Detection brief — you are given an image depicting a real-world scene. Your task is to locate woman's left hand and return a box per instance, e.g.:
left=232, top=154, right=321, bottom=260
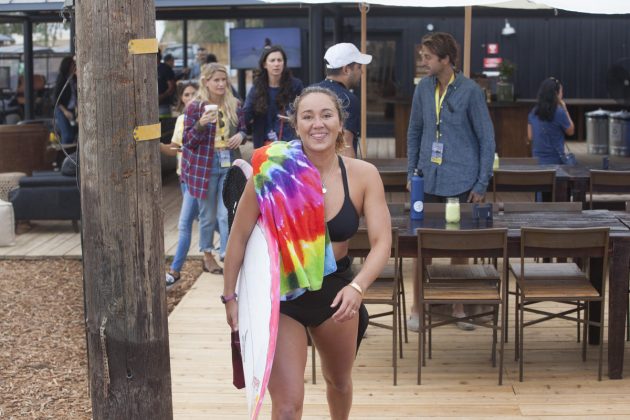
left=227, top=133, right=243, bottom=150
left=330, top=285, right=363, bottom=323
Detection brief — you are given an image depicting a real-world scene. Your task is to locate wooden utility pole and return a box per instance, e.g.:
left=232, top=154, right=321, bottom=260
left=75, top=1, right=172, bottom=418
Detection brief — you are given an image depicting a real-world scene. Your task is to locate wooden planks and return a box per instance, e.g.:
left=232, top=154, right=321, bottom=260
left=169, top=264, right=630, bottom=419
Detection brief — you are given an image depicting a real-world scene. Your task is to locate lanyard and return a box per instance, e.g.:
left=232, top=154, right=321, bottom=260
left=434, top=73, right=455, bottom=140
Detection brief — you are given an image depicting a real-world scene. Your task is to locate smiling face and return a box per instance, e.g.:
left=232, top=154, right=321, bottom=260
left=205, top=70, right=227, bottom=98
left=263, top=51, right=285, bottom=78
left=295, top=92, right=343, bottom=153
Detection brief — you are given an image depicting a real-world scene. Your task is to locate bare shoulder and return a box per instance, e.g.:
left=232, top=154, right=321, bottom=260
left=341, top=156, right=380, bottom=181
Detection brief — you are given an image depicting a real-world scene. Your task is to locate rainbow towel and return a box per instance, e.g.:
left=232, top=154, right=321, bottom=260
left=252, top=140, right=336, bottom=299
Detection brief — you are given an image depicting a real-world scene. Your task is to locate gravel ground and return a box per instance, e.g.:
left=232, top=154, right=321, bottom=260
left=0, top=258, right=202, bottom=419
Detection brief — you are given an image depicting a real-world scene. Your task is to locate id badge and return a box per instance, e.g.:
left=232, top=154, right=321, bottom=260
left=430, top=141, right=444, bottom=165
left=218, top=149, right=231, bottom=168
left=267, top=130, right=278, bottom=142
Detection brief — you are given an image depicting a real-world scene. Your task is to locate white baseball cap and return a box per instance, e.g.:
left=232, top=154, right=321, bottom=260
left=324, top=43, right=372, bottom=69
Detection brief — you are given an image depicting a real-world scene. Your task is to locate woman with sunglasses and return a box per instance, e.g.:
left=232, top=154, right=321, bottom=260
left=528, top=77, right=575, bottom=165
left=181, top=63, right=246, bottom=274
left=243, top=45, right=303, bottom=148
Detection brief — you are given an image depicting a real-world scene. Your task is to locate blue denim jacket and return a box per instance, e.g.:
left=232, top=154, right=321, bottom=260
left=407, top=72, right=495, bottom=196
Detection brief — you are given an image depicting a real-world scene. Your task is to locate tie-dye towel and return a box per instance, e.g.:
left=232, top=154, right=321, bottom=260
left=252, top=140, right=336, bottom=299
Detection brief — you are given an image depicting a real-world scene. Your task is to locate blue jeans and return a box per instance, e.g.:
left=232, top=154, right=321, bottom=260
left=170, top=182, right=199, bottom=273
left=54, top=106, right=77, bottom=145
left=196, top=154, right=229, bottom=257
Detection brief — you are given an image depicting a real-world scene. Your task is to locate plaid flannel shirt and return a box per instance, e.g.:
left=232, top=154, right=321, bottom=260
left=181, top=100, right=246, bottom=199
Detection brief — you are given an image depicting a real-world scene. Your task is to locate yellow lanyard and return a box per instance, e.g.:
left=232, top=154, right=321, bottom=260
left=434, top=73, right=455, bottom=139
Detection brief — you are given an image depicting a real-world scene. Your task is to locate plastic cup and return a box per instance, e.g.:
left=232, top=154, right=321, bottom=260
left=204, top=104, right=218, bottom=113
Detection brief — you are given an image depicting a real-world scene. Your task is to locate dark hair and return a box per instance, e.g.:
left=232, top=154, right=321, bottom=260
left=206, top=53, right=217, bottom=64
left=325, top=62, right=358, bottom=77
left=163, top=53, right=174, bottom=62
left=421, top=32, right=460, bottom=70
left=58, top=56, right=75, bottom=79
left=289, top=86, right=348, bottom=152
left=534, top=77, right=561, bottom=122
left=252, top=45, right=296, bottom=116
left=175, top=80, right=199, bottom=113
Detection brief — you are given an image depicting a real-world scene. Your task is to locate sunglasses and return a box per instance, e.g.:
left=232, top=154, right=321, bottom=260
left=218, top=110, right=225, bottom=129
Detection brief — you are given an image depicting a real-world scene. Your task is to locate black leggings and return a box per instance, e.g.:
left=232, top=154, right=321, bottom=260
left=280, top=256, right=369, bottom=351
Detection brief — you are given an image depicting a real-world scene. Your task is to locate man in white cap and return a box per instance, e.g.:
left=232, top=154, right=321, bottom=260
left=313, top=43, right=372, bottom=158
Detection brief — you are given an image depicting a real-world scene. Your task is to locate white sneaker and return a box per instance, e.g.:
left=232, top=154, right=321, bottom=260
left=456, top=321, right=476, bottom=331
left=407, top=314, right=419, bottom=332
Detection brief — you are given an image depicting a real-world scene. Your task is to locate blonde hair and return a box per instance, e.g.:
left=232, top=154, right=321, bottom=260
left=289, top=86, right=348, bottom=152
left=196, top=63, right=239, bottom=127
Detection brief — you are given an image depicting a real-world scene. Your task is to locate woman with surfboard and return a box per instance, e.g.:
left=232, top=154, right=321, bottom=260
left=223, top=86, right=392, bottom=419
left=181, top=63, right=246, bottom=275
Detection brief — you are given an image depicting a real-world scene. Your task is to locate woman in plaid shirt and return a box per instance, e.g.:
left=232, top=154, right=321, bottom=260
left=181, top=63, right=247, bottom=274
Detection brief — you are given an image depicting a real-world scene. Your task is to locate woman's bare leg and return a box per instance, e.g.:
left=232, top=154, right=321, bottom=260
left=268, top=314, right=308, bottom=420
left=309, top=314, right=359, bottom=420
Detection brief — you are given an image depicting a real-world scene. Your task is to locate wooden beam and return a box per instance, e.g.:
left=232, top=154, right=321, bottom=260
left=75, top=0, right=172, bottom=418
left=360, top=2, right=367, bottom=159
left=463, top=6, right=472, bottom=78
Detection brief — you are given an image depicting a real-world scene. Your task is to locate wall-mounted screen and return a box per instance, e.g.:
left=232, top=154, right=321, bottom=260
left=229, top=27, right=301, bottom=70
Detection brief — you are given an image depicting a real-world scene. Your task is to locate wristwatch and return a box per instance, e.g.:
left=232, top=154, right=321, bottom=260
left=221, top=293, right=238, bottom=304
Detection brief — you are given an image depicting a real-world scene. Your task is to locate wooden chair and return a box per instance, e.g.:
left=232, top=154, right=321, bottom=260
left=503, top=201, right=583, bottom=342
left=348, top=228, right=404, bottom=385
left=512, top=227, right=609, bottom=381
left=416, top=228, right=508, bottom=385
left=589, top=170, right=630, bottom=210
left=492, top=169, right=556, bottom=202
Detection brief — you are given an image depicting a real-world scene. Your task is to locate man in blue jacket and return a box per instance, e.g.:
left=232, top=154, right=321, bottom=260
left=407, top=32, right=495, bottom=331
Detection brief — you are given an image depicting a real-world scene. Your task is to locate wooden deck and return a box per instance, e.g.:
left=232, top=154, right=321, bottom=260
left=169, top=264, right=630, bottom=419
left=4, top=138, right=630, bottom=417
left=0, top=171, right=205, bottom=259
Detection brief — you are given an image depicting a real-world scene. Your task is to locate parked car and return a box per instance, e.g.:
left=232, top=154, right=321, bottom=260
left=162, top=43, right=199, bottom=70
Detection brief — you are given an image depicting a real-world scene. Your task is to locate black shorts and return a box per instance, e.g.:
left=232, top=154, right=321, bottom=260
left=280, top=256, right=369, bottom=350
left=280, top=256, right=354, bottom=327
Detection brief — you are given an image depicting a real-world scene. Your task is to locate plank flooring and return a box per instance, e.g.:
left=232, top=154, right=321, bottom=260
left=169, top=262, right=630, bottom=419
left=4, top=137, right=630, bottom=417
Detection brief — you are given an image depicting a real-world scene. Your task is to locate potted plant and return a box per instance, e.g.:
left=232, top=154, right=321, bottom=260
left=497, top=59, right=516, bottom=102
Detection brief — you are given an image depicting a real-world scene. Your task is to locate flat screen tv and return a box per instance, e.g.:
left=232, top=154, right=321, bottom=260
left=229, top=27, right=301, bottom=70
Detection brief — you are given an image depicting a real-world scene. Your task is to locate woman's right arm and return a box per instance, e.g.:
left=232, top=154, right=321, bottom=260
left=223, top=178, right=261, bottom=330
left=183, top=101, right=212, bottom=149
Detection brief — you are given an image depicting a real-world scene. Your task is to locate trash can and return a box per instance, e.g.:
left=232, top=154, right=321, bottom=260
left=609, top=110, right=630, bottom=156
left=586, top=109, right=611, bottom=154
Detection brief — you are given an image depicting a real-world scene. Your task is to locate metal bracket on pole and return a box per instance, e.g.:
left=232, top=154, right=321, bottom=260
left=128, top=38, right=158, bottom=55
left=133, top=123, right=161, bottom=142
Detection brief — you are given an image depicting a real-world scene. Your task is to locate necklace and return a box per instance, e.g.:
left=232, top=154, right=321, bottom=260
left=320, top=155, right=338, bottom=194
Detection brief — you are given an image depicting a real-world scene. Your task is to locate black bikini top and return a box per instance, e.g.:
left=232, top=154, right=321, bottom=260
left=326, top=156, right=360, bottom=242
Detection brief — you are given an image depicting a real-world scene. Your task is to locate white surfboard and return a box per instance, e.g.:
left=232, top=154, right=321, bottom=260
left=237, top=222, right=280, bottom=420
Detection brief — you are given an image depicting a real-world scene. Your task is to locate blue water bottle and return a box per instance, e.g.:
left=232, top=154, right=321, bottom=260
left=410, top=169, right=424, bottom=220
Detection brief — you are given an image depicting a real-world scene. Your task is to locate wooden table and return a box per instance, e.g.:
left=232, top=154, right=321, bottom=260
left=368, top=158, right=594, bottom=203
left=385, top=209, right=630, bottom=379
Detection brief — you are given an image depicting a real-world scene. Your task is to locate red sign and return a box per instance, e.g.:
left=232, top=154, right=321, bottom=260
left=483, top=57, right=503, bottom=69
left=487, top=43, right=499, bottom=55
